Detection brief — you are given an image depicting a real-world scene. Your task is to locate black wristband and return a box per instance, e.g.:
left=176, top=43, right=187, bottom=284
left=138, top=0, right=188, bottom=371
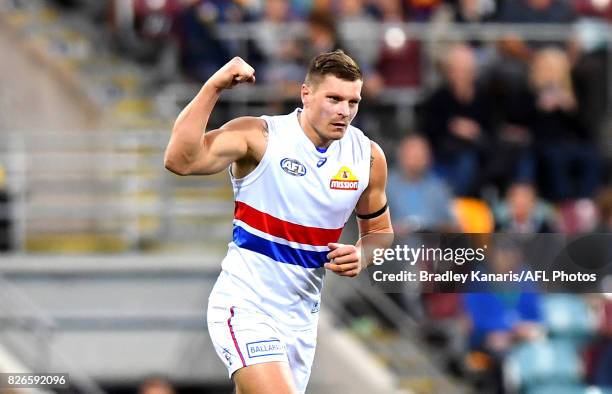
left=356, top=202, right=388, bottom=220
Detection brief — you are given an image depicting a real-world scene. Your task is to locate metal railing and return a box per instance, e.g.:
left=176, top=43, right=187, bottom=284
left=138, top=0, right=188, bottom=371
left=0, top=274, right=106, bottom=394
left=0, top=131, right=233, bottom=253
left=151, top=21, right=612, bottom=135
left=323, top=273, right=469, bottom=394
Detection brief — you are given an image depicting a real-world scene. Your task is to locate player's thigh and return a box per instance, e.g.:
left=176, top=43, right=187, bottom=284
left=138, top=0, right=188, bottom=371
left=234, top=361, right=297, bottom=394
left=285, top=327, right=317, bottom=393
left=207, top=304, right=297, bottom=391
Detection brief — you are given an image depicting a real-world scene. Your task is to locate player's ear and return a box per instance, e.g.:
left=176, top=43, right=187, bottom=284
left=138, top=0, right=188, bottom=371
left=301, top=83, right=311, bottom=106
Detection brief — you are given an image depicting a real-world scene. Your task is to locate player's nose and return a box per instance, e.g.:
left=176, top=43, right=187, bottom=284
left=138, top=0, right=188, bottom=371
left=337, top=101, right=349, bottom=117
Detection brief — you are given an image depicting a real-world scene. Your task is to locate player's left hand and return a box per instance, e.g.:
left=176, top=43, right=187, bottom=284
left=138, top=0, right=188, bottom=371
left=324, top=243, right=362, bottom=277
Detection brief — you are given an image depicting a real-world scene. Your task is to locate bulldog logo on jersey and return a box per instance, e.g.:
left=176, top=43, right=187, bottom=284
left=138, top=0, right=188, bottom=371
left=330, top=166, right=359, bottom=190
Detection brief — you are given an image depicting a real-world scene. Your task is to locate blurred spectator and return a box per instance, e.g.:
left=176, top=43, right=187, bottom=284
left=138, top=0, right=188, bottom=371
left=0, top=166, right=11, bottom=252
left=594, top=187, right=612, bottom=232
left=497, top=0, right=575, bottom=24
left=496, top=0, right=575, bottom=58
left=585, top=295, right=612, bottom=387
left=256, top=9, right=342, bottom=98
left=303, top=9, right=341, bottom=59
left=405, top=0, right=443, bottom=21
left=421, top=43, right=493, bottom=196
left=485, top=25, right=538, bottom=190
left=254, top=0, right=296, bottom=57
left=337, top=0, right=380, bottom=72
left=575, top=0, right=612, bottom=20
left=431, top=0, right=498, bottom=71
left=557, top=198, right=598, bottom=233
left=387, top=134, right=456, bottom=234
left=370, top=0, right=422, bottom=89
left=486, top=97, right=536, bottom=190
left=429, top=0, right=500, bottom=86
left=310, top=0, right=334, bottom=13
left=252, top=0, right=304, bottom=85
left=109, top=0, right=184, bottom=64
left=588, top=191, right=612, bottom=383
left=175, top=1, right=240, bottom=81
left=528, top=48, right=600, bottom=200
left=138, top=376, right=176, bottom=394
left=494, top=182, right=557, bottom=233
left=262, top=9, right=342, bottom=97
left=286, top=0, right=311, bottom=19
left=494, top=0, right=576, bottom=112
left=570, top=19, right=609, bottom=141
left=463, top=241, right=545, bottom=392
left=464, top=242, right=544, bottom=353
left=451, top=0, right=496, bottom=23
left=593, top=296, right=612, bottom=387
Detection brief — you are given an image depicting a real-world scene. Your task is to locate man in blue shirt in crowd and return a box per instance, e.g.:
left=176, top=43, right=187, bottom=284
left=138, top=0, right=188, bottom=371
left=387, top=134, right=456, bottom=234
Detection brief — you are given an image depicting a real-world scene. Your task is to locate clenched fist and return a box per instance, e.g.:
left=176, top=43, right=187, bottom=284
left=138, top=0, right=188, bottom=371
left=324, top=243, right=362, bottom=277
left=209, top=57, right=256, bottom=90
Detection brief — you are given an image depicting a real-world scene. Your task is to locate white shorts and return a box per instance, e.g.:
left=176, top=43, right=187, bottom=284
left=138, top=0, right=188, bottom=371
left=207, top=302, right=317, bottom=394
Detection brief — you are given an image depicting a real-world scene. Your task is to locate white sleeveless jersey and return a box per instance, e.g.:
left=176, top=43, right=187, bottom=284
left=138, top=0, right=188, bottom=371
left=210, top=108, right=371, bottom=328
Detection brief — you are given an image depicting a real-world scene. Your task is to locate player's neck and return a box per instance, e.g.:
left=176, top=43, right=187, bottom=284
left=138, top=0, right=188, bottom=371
left=297, top=110, right=332, bottom=150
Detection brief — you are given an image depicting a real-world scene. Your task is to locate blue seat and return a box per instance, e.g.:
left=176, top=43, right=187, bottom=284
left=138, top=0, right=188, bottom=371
left=541, top=295, right=596, bottom=339
left=504, top=339, right=582, bottom=390
left=527, top=384, right=612, bottom=394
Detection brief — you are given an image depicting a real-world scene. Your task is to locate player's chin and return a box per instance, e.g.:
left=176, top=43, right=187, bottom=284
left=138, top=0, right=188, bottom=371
left=327, top=126, right=347, bottom=139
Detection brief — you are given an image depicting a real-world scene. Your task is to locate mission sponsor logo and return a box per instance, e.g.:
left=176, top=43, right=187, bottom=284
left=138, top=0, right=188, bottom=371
left=280, top=158, right=307, bottom=177
left=330, top=166, right=359, bottom=190
left=246, top=339, right=284, bottom=358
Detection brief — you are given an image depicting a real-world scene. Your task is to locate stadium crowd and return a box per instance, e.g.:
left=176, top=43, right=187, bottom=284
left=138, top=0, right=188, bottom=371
left=75, top=0, right=610, bottom=202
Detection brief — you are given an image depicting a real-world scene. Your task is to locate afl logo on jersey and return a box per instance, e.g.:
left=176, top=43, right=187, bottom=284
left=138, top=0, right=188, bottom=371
left=280, top=158, right=307, bottom=177
left=330, top=166, right=359, bottom=190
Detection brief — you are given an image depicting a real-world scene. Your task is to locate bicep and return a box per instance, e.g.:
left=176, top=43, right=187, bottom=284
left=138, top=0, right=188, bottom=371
left=190, top=117, right=264, bottom=175
left=192, top=128, right=249, bottom=175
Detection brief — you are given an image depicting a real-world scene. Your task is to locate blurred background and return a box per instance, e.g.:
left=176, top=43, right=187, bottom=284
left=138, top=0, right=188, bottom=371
left=0, top=0, right=612, bottom=393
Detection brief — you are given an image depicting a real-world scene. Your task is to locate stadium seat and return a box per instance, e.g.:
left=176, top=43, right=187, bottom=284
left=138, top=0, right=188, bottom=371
left=541, top=294, right=597, bottom=339
left=504, top=339, right=583, bottom=391
left=451, top=198, right=494, bottom=233
left=527, top=384, right=612, bottom=394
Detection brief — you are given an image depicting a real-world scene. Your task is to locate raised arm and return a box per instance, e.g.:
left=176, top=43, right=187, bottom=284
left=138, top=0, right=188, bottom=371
left=164, top=57, right=266, bottom=176
left=325, top=141, right=394, bottom=277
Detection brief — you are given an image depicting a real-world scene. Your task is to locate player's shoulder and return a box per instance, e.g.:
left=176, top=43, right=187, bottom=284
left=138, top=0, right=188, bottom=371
left=346, top=123, right=368, bottom=139
left=346, top=124, right=376, bottom=157
left=220, top=116, right=267, bottom=133
left=347, top=124, right=373, bottom=146
left=258, top=110, right=300, bottom=133
left=370, top=140, right=386, bottom=162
